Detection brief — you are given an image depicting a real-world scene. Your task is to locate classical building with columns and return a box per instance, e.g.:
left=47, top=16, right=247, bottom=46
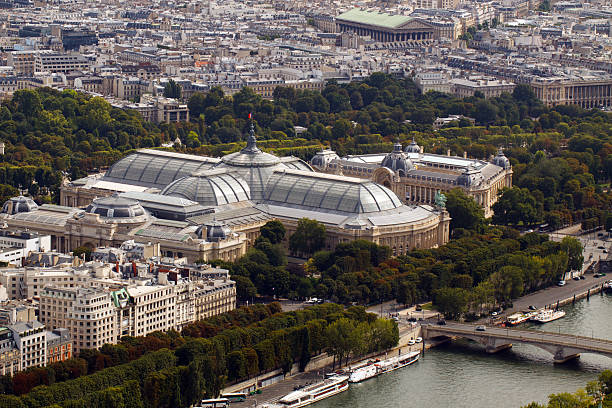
left=335, top=9, right=436, bottom=42
left=1, top=127, right=450, bottom=260
left=311, top=140, right=513, bottom=218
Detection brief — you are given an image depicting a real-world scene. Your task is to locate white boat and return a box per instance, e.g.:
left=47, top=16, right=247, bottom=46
left=506, top=311, right=537, bottom=326
left=262, top=375, right=349, bottom=408
left=348, top=361, right=378, bottom=383
left=530, top=309, right=566, bottom=323
left=374, top=351, right=420, bottom=375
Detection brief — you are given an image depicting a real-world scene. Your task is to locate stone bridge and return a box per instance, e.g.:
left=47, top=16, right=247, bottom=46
left=423, top=323, right=612, bottom=363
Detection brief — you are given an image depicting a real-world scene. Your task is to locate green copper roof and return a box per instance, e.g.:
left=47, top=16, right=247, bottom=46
left=336, top=9, right=414, bottom=29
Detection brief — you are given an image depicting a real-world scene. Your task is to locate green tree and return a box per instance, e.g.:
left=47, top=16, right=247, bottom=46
left=434, top=287, right=469, bottom=319
left=289, top=218, right=326, bottom=257
left=259, top=220, right=286, bottom=244
left=445, top=188, right=485, bottom=232
left=163, top=79, right=182, bottom=99
left=560, top=236, right=584, bottom=272
left=492, top=187, right=541, bottom=226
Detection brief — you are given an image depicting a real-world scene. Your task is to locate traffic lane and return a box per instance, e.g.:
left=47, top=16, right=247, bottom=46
left=511, top=277, right=604, bottom=310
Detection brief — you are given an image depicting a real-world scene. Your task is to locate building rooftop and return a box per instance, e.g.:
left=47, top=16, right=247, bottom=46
left=336, top=9, right=414, bottom=29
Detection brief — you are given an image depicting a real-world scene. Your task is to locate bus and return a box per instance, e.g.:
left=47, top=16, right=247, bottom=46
left=220, top=392, right=248, bottom=402
left=197, top=398, right=230, bottom=408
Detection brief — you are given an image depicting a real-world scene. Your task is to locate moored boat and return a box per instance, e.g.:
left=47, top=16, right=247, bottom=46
left=348, top=361, right=378, bottom=383
left=262, top=375, right=349, bottom=408
left=530, top=309, right=566, bottom=323
left=374, top=351, right=420, bottom=375
left=507, top=311, right=539, bottom=325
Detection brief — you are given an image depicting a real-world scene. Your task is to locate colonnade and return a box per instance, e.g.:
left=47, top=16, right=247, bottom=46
left=337, top=23, right=434, bottom=42
left=405, top=185, right=439, bottom=204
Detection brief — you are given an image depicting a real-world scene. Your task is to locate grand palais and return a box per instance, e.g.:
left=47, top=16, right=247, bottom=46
left=0, top=127, right=514, bottom=262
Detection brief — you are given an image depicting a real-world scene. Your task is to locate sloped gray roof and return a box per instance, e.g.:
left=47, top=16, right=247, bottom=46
left=161, top=169, right=251, bottom=206
left=263, top=169, right=402, bottom=214
left=103, top=149, right=219, bottom=189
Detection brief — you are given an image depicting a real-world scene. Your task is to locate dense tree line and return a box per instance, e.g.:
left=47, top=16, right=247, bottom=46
left=0, top=303, right=398, bottom=407
left=224, top=220, right=581, bottom=321
left=0, top=303, right=282, bottom=397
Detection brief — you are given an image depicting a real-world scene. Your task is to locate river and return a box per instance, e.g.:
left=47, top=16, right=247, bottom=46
left=316, top=293, right=612, bottom=408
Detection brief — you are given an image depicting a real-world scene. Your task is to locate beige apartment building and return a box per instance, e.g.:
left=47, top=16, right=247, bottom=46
left=7, top=51, right=36, bottom=75
left=39, top=287, right=116, bottom=353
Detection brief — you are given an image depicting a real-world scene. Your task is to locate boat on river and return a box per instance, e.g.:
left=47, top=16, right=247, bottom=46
left=506, top=311, right=538, bottom=326
left=373, top=351, right=420, bottom=376
left=603, top=280, right=612, bottom=293
left=530, top=309, right=566, bottom=323
left=262, top=375, right=349, bottom=408
left=348, top=351, right=420, bottom=383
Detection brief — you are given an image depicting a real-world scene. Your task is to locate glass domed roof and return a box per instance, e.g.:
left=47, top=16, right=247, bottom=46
left=264, top=169, right=403, bottom=214
left=215, top=123, right=288, bottom=201
left=2, top=196, right=38, bottom=215
left=161, top=170, right=250, bottom=206
left=85, top=195, right=148, bottom=220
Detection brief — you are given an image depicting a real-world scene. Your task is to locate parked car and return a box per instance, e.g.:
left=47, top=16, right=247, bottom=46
left=557, top=280, right=566, bottom=286
left=415, top=304, right=423, bottom=311
left=579, top=275, right=586, bottom=280
left=573, top=277, right=580, bottom=281
left=476, top=325, right=486, bottom=331
left=528, top=305, right=537, bottom=310
left=408, top=339, right=416, bottom=345
left=416, top=337, right=423, bottom=343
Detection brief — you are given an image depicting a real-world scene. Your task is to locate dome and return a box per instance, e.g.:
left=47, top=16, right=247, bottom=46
left=85, top=195, right=148, bottom=220
left=214, top=123, right=287, bottom=201
left=264, top=169, right=403, bottom=214
left=492, top=148, right=511, bottom=169
left=310, top=149, right=339, bottom=169
left=381, top=141, right=414, bottom=175
left=161, top=170, right=250, bottom=206
left=457, top=165, right=484, bottom=187
left=404, top=137, right=421, bottom=153
left=2, top=196, right=38, bottom=215
left=196, top=221, right=232, bottom=242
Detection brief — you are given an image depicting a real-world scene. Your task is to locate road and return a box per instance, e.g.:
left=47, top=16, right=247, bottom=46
left=508, top=274, right=606, bottom=314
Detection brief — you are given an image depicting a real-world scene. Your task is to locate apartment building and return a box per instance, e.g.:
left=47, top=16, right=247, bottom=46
left=39, top=287, right=116, bottom=353
left=0, top=301, right=37, bottom=325
left=7, top=51, right=36, bottom=75
left=414, top=71, right=452, bottom=94
left=10, top=320, right=46, bottom=370
left=0, top=230, right=51, bottom=267
left=46, top=328, right=72, bottom=364
left=0, top=327, right=20, bottom=375
left=451, top=77, right=516, bottom=98
left=0, top=267, right=82, bottom=300
left=34, top=51, right=90, bottom=74
left=125, top=285, right=175, bottom=337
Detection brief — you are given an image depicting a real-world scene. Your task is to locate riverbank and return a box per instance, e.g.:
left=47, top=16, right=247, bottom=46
left=222, top=323, right=435, bottom=407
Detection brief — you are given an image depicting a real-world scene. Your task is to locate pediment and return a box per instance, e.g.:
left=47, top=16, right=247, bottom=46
left=396, top=19, right=435, bottom=30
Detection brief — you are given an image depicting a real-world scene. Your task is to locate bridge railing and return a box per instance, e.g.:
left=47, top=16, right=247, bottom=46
left=425, top=324, right=612, bottom=349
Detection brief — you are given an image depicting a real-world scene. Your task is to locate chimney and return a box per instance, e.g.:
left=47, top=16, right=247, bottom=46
left=463, top=151, right=467, bottom=158
left=447, top=149, right=451, bottom=156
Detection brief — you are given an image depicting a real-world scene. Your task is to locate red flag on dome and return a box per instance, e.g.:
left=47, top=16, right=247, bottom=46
left=248, top=112, right=252, bottom=119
